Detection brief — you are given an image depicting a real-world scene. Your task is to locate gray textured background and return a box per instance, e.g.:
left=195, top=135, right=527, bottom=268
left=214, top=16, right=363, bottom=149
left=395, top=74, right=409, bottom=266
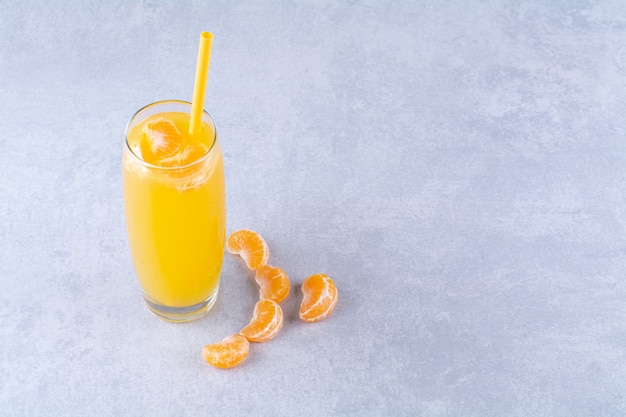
left=1, top=1, right=625, bottom=416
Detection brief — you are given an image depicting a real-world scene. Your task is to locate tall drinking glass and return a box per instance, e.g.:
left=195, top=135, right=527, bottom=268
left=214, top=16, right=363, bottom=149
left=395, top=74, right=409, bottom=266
left=123, top=100, right=226, bottom=322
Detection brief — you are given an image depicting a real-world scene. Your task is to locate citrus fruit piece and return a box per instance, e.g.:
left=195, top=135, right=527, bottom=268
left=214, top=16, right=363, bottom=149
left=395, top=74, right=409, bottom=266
left=141, top=117, right=183, bottom=163
left=158, top=142, right=208, bottom=167
left=226, top=229, right=269, bottom=270
left=299, top=274, right=338, bottom=323
left=202, top=333, right=250, bottom=369
left=240, top=299, right=284, bottom=343
left=255, top=265, right=290, bottom=303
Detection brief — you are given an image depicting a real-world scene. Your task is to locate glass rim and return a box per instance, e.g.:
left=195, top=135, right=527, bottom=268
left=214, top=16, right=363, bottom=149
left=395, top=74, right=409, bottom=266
left=124, top=99, right=217, bottom=171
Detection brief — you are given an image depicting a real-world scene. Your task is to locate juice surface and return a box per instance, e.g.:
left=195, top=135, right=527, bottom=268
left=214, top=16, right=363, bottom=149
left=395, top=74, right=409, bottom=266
left=123, top=111, right=225, bottom=307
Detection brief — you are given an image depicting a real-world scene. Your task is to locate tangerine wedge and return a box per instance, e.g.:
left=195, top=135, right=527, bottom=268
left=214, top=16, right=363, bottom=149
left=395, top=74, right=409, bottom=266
left=226, top=229, right=269, bottom=270
left=255, top=265, right=290, bottom=304
left=140, top=117, right=183, bottom=163
left=202, top=333, right=250, bottom=369
left=240, top=299, right=284, bottom=343
left=299, top=274, right=338, bottom=323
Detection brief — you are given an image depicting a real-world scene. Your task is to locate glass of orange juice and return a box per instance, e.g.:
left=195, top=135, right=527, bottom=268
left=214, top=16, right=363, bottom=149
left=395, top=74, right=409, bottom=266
left=123, top=100, right=226, bottom=322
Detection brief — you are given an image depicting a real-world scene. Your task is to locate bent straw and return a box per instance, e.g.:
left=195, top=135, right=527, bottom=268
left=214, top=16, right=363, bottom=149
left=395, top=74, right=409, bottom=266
left=189, top=32, right=213, bottom=135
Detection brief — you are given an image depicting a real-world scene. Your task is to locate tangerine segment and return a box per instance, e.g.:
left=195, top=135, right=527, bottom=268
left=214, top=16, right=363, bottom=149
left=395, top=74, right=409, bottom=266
left=240, top=299, right=284, bottom=343
left=226, top=229, right=269, bottom=270
left=299, top=274, right=338, bottom=323
left=255, top=265, right=290, bottom=304
left=202, top=334, right=249, bottom=369
left=141, top=117, right=183, bottom=163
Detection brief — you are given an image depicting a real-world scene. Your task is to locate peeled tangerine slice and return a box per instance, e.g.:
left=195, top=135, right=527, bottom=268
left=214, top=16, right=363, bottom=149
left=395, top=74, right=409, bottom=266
left=141, top=118, right=183, bottom=163
left=202, top=334, right=250, bottom=369
left=299, top=274, right=338, bottom=323
left=158, top=142, right=208, bottom=167
left=255, top=265, right=290, bottom=304
left=226, top=229, right=269, bottom=270
left=240, top=299, right=284, bottom=343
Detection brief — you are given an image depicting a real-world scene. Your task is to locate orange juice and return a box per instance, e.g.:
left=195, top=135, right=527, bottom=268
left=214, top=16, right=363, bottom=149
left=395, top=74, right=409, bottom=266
left=123, top=101, right=225, bottom=321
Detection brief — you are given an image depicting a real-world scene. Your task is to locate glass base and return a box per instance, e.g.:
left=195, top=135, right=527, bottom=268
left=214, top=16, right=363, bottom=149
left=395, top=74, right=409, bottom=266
left=143, top=288, right=218, bottom=323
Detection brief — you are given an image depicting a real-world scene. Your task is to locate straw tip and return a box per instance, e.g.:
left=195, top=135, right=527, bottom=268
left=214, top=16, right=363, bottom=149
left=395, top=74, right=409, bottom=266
left=201, top=32, right=213, bottom=40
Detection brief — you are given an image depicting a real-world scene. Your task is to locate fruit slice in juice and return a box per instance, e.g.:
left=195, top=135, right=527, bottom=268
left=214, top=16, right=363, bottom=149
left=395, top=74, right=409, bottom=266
left=143, top=118, right=183, bottom=159
left=129, top=114, right=211, bottom=168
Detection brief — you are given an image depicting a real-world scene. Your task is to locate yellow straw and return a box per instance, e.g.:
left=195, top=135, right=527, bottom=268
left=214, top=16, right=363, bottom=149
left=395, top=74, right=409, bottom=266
left=189, top=32, right=213, bottom=135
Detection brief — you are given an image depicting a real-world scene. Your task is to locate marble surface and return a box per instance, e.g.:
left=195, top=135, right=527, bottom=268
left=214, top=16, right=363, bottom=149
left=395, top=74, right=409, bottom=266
left=1, top=1, right=625, bottom=416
